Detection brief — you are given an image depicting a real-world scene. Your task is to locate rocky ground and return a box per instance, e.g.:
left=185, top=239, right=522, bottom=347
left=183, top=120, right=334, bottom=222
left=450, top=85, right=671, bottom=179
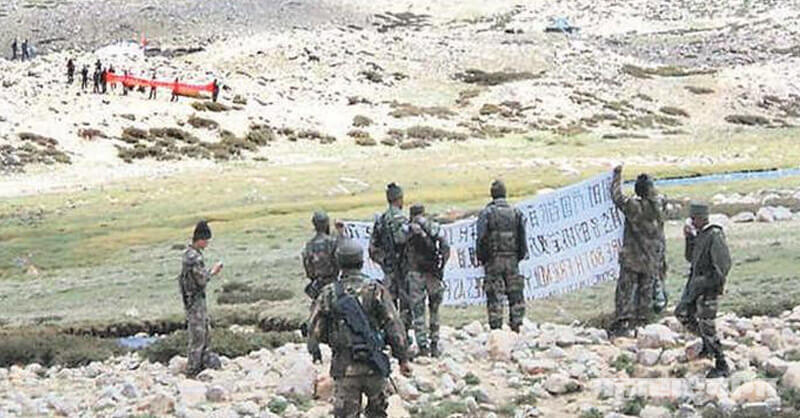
left=0, top=0, right=798, bottom=196
left=3, top=305, right=800, bottom=417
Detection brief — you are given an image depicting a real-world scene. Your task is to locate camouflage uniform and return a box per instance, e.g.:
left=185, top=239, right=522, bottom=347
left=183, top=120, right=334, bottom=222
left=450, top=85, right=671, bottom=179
left=676, top=204, right=731, bottom=376
left=610, top=170, right=666, bottom=330
left=307, top=259, right=408, bottom=417
left=369, top=201, right=409, bottom=325
left=302, top=232, right=339, bottom=300
left=178, top=245, right=218, bottom=376
left=476, top=181, right=528, bottom=332
left=406, top=207, right=450, bottom=355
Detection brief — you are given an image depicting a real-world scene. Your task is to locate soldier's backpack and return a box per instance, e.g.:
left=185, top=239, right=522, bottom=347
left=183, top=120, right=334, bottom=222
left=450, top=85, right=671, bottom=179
left=332, top=281, right=391, bottom=377
left=305, top=237, right=338, bottom=280
left=409, top=218, right=441, bottom=272
left=487, top=204, right=520, bottom=256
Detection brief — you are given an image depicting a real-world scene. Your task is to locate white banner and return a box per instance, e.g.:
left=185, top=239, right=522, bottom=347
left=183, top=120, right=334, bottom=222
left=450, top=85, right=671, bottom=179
left=341, top=171, right=624, bottom=306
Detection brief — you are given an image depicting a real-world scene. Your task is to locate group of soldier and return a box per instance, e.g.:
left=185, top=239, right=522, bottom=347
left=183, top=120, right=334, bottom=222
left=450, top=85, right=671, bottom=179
left=10, top=38, right=31, bottom=61
left=176, top=168, right=733, bottom=417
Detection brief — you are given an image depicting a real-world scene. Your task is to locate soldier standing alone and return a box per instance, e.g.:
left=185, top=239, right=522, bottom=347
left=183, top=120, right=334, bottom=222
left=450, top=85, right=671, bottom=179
left=369, top=182, right=410, bottom=325
left=178, top=220, right=224, bottom=377
left=307, top=239, right=412, bottom=418
left=406, top=203, right=450, bottom=357
left=302, top=211, right=340, bottom=300
left=609, top=165, right=666, bottom=335
left=476, top=180, right=528, bottom=332
left=676, top=202, right=732, bottom=378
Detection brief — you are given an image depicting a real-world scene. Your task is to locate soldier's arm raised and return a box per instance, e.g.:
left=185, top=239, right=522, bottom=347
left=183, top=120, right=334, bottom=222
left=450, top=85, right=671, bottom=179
left=611, top=166, right=635, bottom=214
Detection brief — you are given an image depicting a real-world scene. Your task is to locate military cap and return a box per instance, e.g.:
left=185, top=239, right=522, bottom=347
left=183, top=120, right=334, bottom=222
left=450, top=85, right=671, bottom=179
left=193, top=220, right=212, bottom=241
left=490, top=179, right=506, bottom=199
left=410, top=203, right=425, bottom=218
left=312, top=211, right=330, bottom=231
left=386, top=182, right=403, bottom=202
left=689, top=202, right=710, bottom=217
left=336, top=238, right=364, bottom=268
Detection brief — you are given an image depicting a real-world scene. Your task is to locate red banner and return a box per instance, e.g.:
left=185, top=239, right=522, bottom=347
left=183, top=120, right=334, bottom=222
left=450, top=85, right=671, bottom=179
left=105, top=72, right=215, bottom=96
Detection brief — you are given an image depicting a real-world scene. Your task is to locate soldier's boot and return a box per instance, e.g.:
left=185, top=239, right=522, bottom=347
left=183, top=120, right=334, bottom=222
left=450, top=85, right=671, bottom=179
left=706, top=356, right=730, bottom=378
left=417, top=345, right=430, bottom=358
left=510, top=323, right=521, bottom=334
left=430, top=341, right=440, bottom=358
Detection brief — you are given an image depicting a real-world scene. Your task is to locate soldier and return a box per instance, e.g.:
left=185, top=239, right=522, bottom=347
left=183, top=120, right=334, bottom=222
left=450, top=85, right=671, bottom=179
left=676, top=202, right=732, bottom=378
left=171, top=77, right=180, bottom=102
left=302, top=211, right=340, bottom=300
left=66, top=59, right=75, bottom=84
left=307, top=239, right=412, bottom=418
left=178, top=220, right=224, bottom=377
left=80, top=65, right=89, bottom=91
left=369, top=182, right=410, bottom=324
left=405, top=203, right=449, bottom=357
left=609, top=165, right=666, bottom=336
left=476, top=180, right=528, bottom=332
left=212, top=79, right=220, bottom=102
left=21, top=39, right=29, bottom=61
left=11, top=38, right=18, bottom=61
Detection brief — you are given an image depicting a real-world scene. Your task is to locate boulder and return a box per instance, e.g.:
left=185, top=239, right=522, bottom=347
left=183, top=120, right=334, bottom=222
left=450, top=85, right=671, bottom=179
left=731, top=380, right=777, bottom=404
left=764, top=357, right=788, bottom=377
left=386, top=394, right=410, bottom=417
left=168, top=356, right=187, bottom=375
left=756, top=207, right=775, bottom=223
left=640, top=405, right=671, bottom=418
left=487, top=329, right=519, bottom=361
left=276, top=355, right=316, bottom=399
left=638, top=324, right=678, bottom=349
left=463, top=321, right=484, bottom=337
left=234, top=401, right=259, bottom=416
left=731, top=211, right=756, bottom=223
left=521, top=359, right=558, bottom=375
left=760, top=328, right=784, bottom=351
left=543, top=373, right=581, bottom=395
left=781, top=363, right=800, bottom=390
left=637, top=349, right=661, bottom=366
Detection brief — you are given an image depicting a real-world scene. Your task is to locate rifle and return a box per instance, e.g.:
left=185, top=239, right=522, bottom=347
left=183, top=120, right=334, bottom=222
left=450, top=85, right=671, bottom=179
left=334, top=281, right=391, bottom=377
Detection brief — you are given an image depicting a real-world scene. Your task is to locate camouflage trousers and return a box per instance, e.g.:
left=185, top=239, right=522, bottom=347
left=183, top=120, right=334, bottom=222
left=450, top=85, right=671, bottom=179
left=675, top=286, right=723, bottom=360
left=407, top=270, right=444, bottom=350
left=484, top=256, right=525, bottom=331
left=384, top=268, right=412, bottom=330
left=613, top=268, right=655, bottom=329
left=333, top=375, right=388, bottom=418
left=186, top=303, right=211, bottom=377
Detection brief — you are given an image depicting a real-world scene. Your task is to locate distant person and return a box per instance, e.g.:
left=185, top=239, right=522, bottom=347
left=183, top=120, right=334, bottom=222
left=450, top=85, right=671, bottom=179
left=148, top=70, right=157, bottom=100
left=122, top=70, right=130, bottom=96
left=108, top=65, right=116, bottom=90
left=66, top=59, right=75, bottom=84
left=92, top=68, right=100, bottom=94
left=95, top=59, right=101, bottom=72
left=212, top=79, right=219, bottom=102
left=101, top=68, right=108, bottom=94
left=171, top=77, right=180, bottom=102
left=179, top=220, right=224, bottom=377
left=11, top=38, right=18, bottom=61
left=21, top=39, right=29, bottom=61
left=302, top=211, right=340, bottom=301
left=80, top=65, right=89, bottom=91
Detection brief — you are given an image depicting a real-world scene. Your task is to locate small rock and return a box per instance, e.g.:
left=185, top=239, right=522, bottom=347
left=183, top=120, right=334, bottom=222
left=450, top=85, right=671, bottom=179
left=138, top=391, right=175, bottom=415
left=487, top=329, right=519, bottom=361
left=121, top=381, right=139, bottom=399
left=638, top=324, right=678, bottom=349
left=314, top=374, right=333, bottom=401
left=764, top=357, right=788, bottom=377
left=731, top=211, right=756, bottom=223
left=176, top=379, right=206, bottom=406
left=544, top=373, right=581, bottom=395
left=760, top=328, right=784, bottom=350
left=276, top=355, right=316, bottom=399
left=206, top=384, right=228, bottom=402
left=386, top=394, right=409, bottom=417
left=637, top=349, right=661, bottom=366
left=731, top=380, right=777, bottom=404
left=640, top=405, right=671, bottom=418
left=234, top=401, right=259, bottom=416
left=464, top=321, right=483, bottom=336
left=685, top=338, right=704, bottom=361
left=781, top=363, right=800, bottom=390
left=168, top=356, right=187, bottom=375
left=465, top=396, right=479, bottom=413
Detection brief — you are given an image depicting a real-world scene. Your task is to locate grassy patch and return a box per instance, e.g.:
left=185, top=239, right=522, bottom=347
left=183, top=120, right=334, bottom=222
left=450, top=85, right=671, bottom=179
left=352, top=115, right=373, bottom=127
left=190, top=101, right=230, bottom=112
left=622, top=64, right=716, bottom=79
left=187, top=115, right=219, bottom=130
left=611, top=354, right=635, bottom=376
left=454, top=69, right=544, bottom=86
left=409, top=400, right=467, bottom=418
left=725, top=114, right=771, bottom=126
left=141, top=329, right=302, bottom=364
left=464, top=372, right=481, bottom=385
left=686, top=86, right=715, bottom=95
left=621, top=396, right=647, bottom=416
left=389, top=102, right=455, bottom=119
left=0, top=331, right=124, bottom=368
left=217, top=281, right=294, bottom=305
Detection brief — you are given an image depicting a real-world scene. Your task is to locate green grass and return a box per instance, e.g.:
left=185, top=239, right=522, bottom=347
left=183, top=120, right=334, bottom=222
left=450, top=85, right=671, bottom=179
left=1, top=129, right=800, bottom=331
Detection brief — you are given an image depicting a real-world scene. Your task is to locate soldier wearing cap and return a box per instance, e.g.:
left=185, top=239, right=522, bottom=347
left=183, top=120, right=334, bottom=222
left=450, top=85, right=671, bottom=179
left=476, top=180, right=528, bottom=332
left=676, top=202, right=732, bottom=378
left=406, top=203, right=450, bottom=357
left=302, top=211, right=340, bottom=300
left=178, top=220, right=224, bottom=377
left=369, top=183, right=410, bottom=326
left=609, top=165, right=667, bottom=336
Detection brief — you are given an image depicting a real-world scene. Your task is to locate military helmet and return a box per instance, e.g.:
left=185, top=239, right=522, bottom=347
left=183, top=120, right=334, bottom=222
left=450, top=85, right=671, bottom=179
left=634, top=173, right=654, bottom=198
left=386, top=182, right=403, bottom=202
left=193, top=220, right=212, bottom=241
left=337, top=238, right=364, bottom=268
left=410, top=203, right=425, bottom=218
left=312, top=211, right=330, bottom=232
left=490, top=179, right=506, bottom=199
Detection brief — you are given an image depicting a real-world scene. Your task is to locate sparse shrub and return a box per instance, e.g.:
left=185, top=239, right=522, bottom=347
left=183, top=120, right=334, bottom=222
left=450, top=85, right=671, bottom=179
left=660, top=106, right=690, bottom=118
left=454, top=69, right=542, bottom=86
left=464, top=372, right=480, bottom=385
left=409, top=400, right=467, bottom=418
left=0, top=332, right=123, bottom=368
left=611, top=354, right=635, bottom=376
left=187, top=115, right=219, bottom=129
left=78, top=128, right=107, bottom=140
left=217, top=281, right=294, bottom=305
left=685, top=86, right=715, bottom=95
left=580, top=408, right=604, bottom=418
left=191, top=101, right=229, bottom=112
left=621, top=396, right=646, bottom=416
left=352, top=115, right=373, bottom=127
left=724, top=114, right=770, bottom=126
left=142, top=329, right=302, bottom=364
